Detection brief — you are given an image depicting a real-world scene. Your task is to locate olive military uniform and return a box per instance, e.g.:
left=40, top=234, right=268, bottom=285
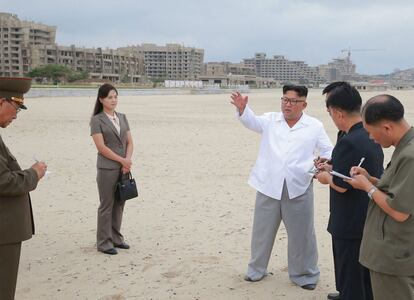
left=360, top=127, right=414, bottom=300
left=0, top=77, right=39, bottom=300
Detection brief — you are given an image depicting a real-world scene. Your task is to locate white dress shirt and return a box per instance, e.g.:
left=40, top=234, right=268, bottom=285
left=238, top=105, right=333, bottom=200
left=105, top=111, right=121, bottom=135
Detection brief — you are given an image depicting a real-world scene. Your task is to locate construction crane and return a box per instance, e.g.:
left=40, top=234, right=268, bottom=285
left=340, top=48, right=384, bottom=76
left=341, top=48, right=383, bottom=62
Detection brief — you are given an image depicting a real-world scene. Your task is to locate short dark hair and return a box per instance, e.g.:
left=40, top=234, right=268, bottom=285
left=283, top=85, right=308, bottom=97
left=322, top=81, right=361, bottom=113
left=362, top=94, right=404, bottom=125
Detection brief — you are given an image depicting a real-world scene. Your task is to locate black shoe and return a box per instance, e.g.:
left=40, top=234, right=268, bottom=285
left=301, top=284, right=316, bottom=290
left=100, top=248, right=118, bottom=255
left=327, top=292, right=340, bottom=300
left=114, top=243, right=130, bottom=249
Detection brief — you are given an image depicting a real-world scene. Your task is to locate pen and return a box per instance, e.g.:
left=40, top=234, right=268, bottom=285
left=357, top=157, right=365, bottom=168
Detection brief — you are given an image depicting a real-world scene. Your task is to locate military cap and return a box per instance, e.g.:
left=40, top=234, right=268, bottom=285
left=0, top=77, right=32, bottom=109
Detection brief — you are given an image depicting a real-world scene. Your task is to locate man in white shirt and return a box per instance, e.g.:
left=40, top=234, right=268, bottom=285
left=231, top=85, right=333, bottom=290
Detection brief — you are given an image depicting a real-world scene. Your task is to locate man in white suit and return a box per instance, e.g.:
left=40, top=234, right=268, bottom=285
left=231, top=85, right=333, bottom=290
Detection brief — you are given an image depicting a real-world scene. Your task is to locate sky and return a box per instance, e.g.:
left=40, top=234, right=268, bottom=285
left=3, top=0, right=414, bottom=75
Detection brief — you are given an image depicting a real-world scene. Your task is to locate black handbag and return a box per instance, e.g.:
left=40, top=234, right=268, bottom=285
left=115, top=172, right=138, bottom=201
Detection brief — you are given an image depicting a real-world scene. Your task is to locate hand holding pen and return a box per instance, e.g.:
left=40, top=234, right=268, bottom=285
left=31, top=155, right=48, bottom=180
left=314, top=156, right=332, bottom=172
left=350, top=157, right=365, bottom=177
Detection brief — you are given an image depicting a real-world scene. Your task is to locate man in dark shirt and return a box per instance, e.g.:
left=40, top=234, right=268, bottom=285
left=315, top=82, right=384, bottom=300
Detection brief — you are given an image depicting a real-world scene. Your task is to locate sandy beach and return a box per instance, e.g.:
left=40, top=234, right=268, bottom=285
left=7, top=88, right=413, bottom=299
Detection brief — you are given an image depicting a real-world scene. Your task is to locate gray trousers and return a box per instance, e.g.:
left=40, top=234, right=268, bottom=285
left=0, top=242, right=21, bottom=300
left=370, top=270, right=414, bottom=300
left=247, top=182, right=320, bottom=286
left=97, top=168, right=125, bottom=251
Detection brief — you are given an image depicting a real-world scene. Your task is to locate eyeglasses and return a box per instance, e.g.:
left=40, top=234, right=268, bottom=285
left=281, top=97, right=306, bottom=106
left=6, top=100, right=21, bottom=113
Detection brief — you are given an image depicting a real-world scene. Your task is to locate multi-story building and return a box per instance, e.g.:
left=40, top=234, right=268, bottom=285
left=28, top=44, right=144, bottom=82
left=120, top=43, right=204, bottom=80
left=0, top=12, right=56, bottom=77
left=0, top=12, right=145, bottom=81
left=203, top=61, right=255, bottom=77
left=244, top=53, right=323, bottom=84
left=318, top=57, right=356, bottom=82
left=0, top=14, right=223, bottom=82
left=199, top=61, right=275, bottom=88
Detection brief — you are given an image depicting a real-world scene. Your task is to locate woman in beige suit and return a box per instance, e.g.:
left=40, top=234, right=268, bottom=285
left=90, top=83, right=133, bottom=255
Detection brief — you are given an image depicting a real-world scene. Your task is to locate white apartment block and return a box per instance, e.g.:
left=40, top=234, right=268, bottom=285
left=244, top=53, right=323, bottom=84
left=120, top=43, right=204, bottom=80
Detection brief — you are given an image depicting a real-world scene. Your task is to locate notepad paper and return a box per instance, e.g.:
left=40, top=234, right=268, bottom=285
left=330, top=170, right=352, bottom=180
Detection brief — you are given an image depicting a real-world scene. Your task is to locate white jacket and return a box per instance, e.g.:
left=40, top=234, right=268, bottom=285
left=238, top=105, right=333, bottom=200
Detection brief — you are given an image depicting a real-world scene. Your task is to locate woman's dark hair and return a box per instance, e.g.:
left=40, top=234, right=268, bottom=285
left=323, top=81, right=361, bottom=113
left=92, top=83, right=118, bottom=116
left=362, top=94, right=404, bottom=125
left=282, top=85, right=308, bottom=97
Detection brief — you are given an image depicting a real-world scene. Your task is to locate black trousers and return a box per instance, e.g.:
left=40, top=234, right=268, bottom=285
left=332, top=237, right=373, bottom=300
left=0, top=242, right=22, bottom=300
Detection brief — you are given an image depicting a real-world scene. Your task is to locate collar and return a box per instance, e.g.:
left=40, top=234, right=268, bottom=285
left=396, top=127, right=414, bottom=150
left=276, top=112, right=311, bottom=126
left=347, top=121, right=363, bottom=133
left=104, top=111, right=118, bottom=120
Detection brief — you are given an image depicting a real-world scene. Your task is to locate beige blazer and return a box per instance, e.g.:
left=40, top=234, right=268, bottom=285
left=0, top=135, right=38, bottom=245
left=90, top=111, right=130, bottom=169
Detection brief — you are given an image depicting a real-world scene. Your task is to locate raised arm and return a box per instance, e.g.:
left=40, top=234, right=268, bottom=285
left=230, top=92, right=248, bottom=116
left=230, top=92, right=268, bottom=133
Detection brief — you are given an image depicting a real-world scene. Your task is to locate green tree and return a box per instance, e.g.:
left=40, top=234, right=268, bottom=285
left=27, top=64, right=89, bottom=84
left=67, top=70, right=89, bottom=82
left=120, top=73, right=130, bottom=83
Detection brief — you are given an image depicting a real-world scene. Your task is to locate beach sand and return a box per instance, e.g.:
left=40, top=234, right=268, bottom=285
left=8, top=89, right=412, bottom=299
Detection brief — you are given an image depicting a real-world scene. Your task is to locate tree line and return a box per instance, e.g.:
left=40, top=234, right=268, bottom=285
left=26, top=64, right=89, bottom=84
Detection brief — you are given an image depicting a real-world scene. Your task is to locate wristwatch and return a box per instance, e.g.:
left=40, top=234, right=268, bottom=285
left=367, top=186, right=378, bottom=199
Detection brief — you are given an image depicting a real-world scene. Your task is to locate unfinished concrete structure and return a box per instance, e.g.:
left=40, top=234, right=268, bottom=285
left=243, top=53, right=324, bottom=84
left=120, top=43, right=204, bottom=80
left=0, top=12, right=56, bottom=77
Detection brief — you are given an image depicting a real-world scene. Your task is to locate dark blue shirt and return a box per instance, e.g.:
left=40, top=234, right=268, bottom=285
left=328, top=122, right=384, bottom=239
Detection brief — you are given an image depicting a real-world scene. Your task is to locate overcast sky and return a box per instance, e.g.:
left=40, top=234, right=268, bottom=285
left=4, top=0, right=414, bottom=75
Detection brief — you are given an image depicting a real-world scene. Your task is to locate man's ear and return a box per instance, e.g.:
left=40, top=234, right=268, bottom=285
left=382, top=122, right=393, bottom=134
left=338, top=109, right=345, bottom=120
